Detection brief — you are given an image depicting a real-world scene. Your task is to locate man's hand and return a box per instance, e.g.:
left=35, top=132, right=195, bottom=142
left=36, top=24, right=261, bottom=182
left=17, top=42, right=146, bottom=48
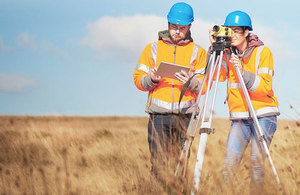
left=150, top=68, right=162, bottom=83
left=175, top=70, right=193, bottom=84
left=230, top=54, right=244, bottom=76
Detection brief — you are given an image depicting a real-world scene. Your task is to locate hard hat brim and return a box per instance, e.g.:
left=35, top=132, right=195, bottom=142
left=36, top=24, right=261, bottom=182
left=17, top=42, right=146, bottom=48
left=167, top=17, right=193, bottom=26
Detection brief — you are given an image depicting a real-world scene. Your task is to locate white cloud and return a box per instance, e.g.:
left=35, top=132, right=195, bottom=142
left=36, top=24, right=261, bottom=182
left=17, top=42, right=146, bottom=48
left=16, top=32, right=66, bottom=59
left=16, top=32, right=36, bottom=50
left=253, top=23, right=294, bottom=62
left=189, top=19, right=215, bottom=49
left=81, top=14, right=166, bottom=62
left=39, top=40, right=66, bottom=60
left=80, top=15, right=215, bottom=62
left=80, top=14, right=288, bottom=63
left=0, top=37, right=10, bottom=52
left=0, top=73, right=36, bottom=92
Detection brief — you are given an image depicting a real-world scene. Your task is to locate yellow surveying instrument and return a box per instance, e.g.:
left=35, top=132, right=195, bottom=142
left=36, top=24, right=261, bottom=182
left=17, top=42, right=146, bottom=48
left=213, top=25, right=232, bottom=37
left=175, top=25, right=282, bottom=194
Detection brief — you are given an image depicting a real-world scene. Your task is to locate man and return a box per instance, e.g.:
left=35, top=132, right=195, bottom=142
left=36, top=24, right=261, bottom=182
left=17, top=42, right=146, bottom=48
left=133, top=2, right=207, bottom=180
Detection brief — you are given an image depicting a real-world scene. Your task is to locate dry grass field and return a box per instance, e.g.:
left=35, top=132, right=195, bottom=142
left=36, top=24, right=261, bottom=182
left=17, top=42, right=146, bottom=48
left=0, top=115, right=299, bottom=194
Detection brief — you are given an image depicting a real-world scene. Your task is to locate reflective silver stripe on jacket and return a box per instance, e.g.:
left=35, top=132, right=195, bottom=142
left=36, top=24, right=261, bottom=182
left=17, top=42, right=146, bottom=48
left=255, top=46, right=264, bottom=73
left=248, top=76, right=261, bottom=92
left=195, top=68, right=205, bottom=74
left=151, top=42, right=158, bottom=68
left=248, top=46, right=264, bottom=92
left=228, top=76, right=261, bottom=92
left=230, top=106, right=280, bottom=120
left=258, top=67, right=273, bottom=76
left=135, top=63, right=150, bottom=74
left=228, top=81, right=241, bottom=89
left=151, top=97, right=196, bottom=111
left=191, top=45, right=205, bottom=76
left=190, top=44, right=200, bottom=65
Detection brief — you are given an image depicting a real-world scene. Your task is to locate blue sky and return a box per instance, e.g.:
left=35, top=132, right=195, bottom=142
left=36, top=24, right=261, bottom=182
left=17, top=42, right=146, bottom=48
left=0, top=0, right=299, bottom=119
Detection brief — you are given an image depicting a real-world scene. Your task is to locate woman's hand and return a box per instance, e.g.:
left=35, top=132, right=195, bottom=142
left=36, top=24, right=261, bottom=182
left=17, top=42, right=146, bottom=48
left=230, top=54, right=244, bottom=76
left=209, top=28, right=216, bottom=47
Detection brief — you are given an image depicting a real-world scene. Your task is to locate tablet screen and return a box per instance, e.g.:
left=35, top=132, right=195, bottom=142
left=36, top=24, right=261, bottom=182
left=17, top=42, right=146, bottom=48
left=156, top=61, right=190, bottom=80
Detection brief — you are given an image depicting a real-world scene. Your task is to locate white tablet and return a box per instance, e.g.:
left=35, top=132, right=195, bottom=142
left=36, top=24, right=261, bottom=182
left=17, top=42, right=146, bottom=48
left=156, top=61, right=190, bottom=80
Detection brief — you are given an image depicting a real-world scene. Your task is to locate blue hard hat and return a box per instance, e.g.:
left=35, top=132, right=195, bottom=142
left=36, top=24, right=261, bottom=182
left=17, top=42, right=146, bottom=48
left=167, top=2, right=194, bottom=26
left=224, top=10, right=253, bottom=31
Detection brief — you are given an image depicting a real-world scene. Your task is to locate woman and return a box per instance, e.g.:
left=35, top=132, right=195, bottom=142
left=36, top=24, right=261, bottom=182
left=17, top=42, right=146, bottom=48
left=209, top=10, right=280, bottom=193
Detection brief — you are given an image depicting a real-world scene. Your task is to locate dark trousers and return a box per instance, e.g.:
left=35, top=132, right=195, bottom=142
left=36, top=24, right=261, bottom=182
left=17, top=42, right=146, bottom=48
left=147, top=113, right=191, bottom=177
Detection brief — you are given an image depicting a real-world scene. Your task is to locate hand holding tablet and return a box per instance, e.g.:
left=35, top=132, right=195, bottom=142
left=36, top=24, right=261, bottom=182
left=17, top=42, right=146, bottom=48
left=156, top=61, right=190, bottom=80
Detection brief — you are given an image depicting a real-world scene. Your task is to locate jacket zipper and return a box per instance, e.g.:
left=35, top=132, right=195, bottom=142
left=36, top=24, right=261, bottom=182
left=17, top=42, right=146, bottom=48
left=172, top=45, right=177, bottom=113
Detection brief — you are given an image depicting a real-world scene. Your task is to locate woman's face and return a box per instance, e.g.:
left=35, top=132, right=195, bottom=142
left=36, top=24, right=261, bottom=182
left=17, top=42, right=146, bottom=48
left=229, top=26, right=249, bottom=47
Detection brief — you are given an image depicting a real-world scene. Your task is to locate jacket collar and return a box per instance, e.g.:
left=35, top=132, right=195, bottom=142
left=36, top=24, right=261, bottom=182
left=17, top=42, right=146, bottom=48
left=233, top=34, right=264, bottom=58
left=158, top=30, right=193, bottom=46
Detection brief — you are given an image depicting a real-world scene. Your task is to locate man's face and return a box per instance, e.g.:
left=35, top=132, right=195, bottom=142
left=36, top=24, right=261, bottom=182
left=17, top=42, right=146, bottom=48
left=229, top=26, right=249, bottom=47
left=168, top=23, right=191, bottom=43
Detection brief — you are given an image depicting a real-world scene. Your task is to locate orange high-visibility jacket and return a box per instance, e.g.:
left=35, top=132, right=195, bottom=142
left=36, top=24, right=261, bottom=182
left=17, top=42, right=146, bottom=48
left=133, top=31, right=207, bottom=114
left=219, top=46, right=280, bottom=120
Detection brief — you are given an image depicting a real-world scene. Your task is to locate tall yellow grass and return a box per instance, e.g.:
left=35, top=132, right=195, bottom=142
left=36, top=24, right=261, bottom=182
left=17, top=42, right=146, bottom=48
left=0, top=116, right=299, bottom=194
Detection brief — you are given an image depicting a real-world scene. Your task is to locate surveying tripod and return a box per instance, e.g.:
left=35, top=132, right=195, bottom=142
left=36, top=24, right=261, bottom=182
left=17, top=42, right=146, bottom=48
left=174, top=34, right=282, bottom=194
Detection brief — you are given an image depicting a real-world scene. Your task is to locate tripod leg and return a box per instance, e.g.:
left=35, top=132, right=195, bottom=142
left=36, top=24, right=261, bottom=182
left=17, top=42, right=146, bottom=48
left=175, top=51, right=217, bottom=177
left=233, top=63, right=282, bottom=192
left=192, top=51, right=224, bottom=194
left=175, top=139, right=192, bottom=176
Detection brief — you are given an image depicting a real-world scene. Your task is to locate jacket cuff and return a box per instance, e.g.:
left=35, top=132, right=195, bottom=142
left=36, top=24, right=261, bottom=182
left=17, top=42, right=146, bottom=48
left=188, top=77, right=202, bottom=93
left=141, top=74, right=158, bottom=91
left=243, top=70, right=256, bottom=89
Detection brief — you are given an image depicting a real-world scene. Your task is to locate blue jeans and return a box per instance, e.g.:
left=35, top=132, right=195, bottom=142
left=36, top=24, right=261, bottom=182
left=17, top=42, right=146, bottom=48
left=222, top=116, right=277, bottom=193
left=148, top=114, right=190, bottom=176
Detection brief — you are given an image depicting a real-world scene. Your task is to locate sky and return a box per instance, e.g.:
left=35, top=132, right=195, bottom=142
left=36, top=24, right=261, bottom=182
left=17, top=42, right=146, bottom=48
left=0, top=0, right=299, bottom=119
